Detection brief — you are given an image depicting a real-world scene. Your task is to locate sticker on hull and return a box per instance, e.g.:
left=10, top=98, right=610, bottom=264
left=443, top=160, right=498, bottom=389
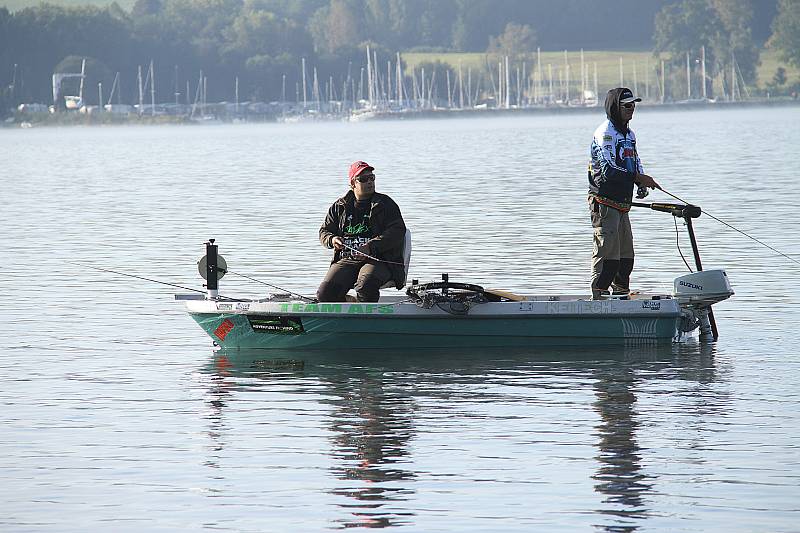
left=214, top=318, right=235, bottom=340
left=247, top=315, right=305, bottom=335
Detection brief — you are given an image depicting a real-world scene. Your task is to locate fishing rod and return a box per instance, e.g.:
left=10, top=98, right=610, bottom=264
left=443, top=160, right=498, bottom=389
left=657, top=187, right=800, bottom=267
left=66, top=261, right=239, bottom=301
left=340, top=242, right=407, bottom=266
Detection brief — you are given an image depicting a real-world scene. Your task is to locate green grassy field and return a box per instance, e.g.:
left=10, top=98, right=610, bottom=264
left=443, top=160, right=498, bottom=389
left=403, top=48, right=800, bottom=95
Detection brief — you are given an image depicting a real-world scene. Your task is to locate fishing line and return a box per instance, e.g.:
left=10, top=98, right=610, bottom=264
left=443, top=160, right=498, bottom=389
left=67, top=261, right=239, bottom=301
left=673, top=215, right=694, bottom=272
left=658, top=187, right=800, bottom=267
left=90, top=242, right=314, bottom=300
left=219, top=268, right=315, bottom=302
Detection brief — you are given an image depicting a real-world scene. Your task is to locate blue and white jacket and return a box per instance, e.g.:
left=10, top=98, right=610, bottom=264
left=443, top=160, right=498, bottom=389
left=588, top=119, right=644, bottom=210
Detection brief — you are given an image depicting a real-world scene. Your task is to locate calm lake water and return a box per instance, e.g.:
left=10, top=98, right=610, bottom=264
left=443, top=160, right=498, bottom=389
left=3, top=106, right=800, bottom=531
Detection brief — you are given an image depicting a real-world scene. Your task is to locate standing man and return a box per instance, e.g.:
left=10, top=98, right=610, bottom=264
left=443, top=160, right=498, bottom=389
left=588, top=87, right=660, bottom=300
left=317, top=161, right=407, bottom=302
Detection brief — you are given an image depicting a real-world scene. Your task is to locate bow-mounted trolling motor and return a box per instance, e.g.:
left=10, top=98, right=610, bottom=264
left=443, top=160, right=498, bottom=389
left=198, top=239, right=227, bottom=299
left=632, top=201, right=734, bottom=341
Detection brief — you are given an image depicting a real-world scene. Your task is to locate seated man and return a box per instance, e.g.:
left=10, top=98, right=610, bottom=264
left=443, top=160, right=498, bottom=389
left=317, top=161, right=407, bottom=302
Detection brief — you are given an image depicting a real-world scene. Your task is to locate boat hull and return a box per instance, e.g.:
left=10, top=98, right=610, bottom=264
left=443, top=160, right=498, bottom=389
left=187, top=298, right=682, bottom=349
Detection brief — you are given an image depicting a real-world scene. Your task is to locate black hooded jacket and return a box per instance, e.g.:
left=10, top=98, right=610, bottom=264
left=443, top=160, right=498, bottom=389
left=587, top=88, right=643, bottom=208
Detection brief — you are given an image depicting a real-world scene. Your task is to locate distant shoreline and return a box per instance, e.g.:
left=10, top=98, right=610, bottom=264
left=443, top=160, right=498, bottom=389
left=4, top=97, right=799, bottom=129
left=349, top=98, right=800, bottom=122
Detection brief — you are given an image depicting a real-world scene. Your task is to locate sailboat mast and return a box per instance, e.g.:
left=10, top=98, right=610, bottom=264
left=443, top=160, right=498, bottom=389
left=138, top=65, right=143, bottom=115
left=396, top=52, right=403, bottom=108
left=78, top=58, right=86, bottom=104
left=301, top=57, right=307, bottom=109
left=373, top=50, right=379, bottom=107
left=396, top=52, right=403, bottom=107
left=564, top=50, right=569, bottom=103
left=701, top=46, right=707, bottom=99
left=467, top=67, right=472, bottom=108
left=686, top=52, right=691, bottom=99
left=537, top=47, right=542, bottom=104
left=366, top=46, right=372, bottom=108
left=505, top=55, right=510, bottom=108
left=458, top=61, right=463, bottom=109
left=580, top=49, right=585, bottom=104
left=150, top=60, right=155, bottom=116
left=446, top=70, right=452, bottom=108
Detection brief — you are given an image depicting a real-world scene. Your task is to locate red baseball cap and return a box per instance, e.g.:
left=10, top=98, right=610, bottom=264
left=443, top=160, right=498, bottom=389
left=348, top=161, right=374, bottom=180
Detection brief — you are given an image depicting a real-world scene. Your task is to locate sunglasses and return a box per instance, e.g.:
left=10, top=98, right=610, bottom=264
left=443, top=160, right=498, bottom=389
left=355, top=173, right=375, bottom=183
left=621, top=102, right=636, bottom=109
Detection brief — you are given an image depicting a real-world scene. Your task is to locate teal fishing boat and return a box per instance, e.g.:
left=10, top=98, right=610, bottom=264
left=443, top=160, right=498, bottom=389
left=177, top=202, right=734, bottom=349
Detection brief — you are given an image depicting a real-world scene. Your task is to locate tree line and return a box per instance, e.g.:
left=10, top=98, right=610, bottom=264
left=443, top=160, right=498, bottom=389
left=1, top=0, right=797, bottom=114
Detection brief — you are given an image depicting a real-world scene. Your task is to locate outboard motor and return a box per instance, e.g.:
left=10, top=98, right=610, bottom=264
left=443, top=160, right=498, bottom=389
left=672, top=269, right=734, bottom=340
left=672, top=270, right=734, bottom=306
left=632, top=199, right=734, bottom=341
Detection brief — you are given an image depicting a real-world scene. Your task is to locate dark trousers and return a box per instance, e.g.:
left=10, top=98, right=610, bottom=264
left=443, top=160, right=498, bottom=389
left=317, top=259, right=392, bottom=302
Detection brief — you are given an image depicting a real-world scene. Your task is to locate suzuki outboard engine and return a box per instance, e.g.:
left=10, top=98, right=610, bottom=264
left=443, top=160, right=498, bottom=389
left=673, top=270, right=734, bottom=306
left=672, top=270, right=734, bottom=340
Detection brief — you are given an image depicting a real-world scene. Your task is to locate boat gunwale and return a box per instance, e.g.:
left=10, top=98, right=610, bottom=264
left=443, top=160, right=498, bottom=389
left=188, top=309, right=683, bottom=320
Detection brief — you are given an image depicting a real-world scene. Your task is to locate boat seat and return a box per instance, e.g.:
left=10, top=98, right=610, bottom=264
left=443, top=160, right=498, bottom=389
left=381, top=228, right=412, bottom=290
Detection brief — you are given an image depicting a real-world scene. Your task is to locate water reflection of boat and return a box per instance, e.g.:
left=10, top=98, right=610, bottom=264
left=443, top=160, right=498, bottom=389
left=205, top=347, right=422, bottom=528
left=201, top=342, right=722, bottom=530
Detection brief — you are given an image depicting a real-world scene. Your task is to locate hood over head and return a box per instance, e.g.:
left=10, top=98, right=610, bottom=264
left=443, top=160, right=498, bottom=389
left=604, top=87, right=640, bottom=134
